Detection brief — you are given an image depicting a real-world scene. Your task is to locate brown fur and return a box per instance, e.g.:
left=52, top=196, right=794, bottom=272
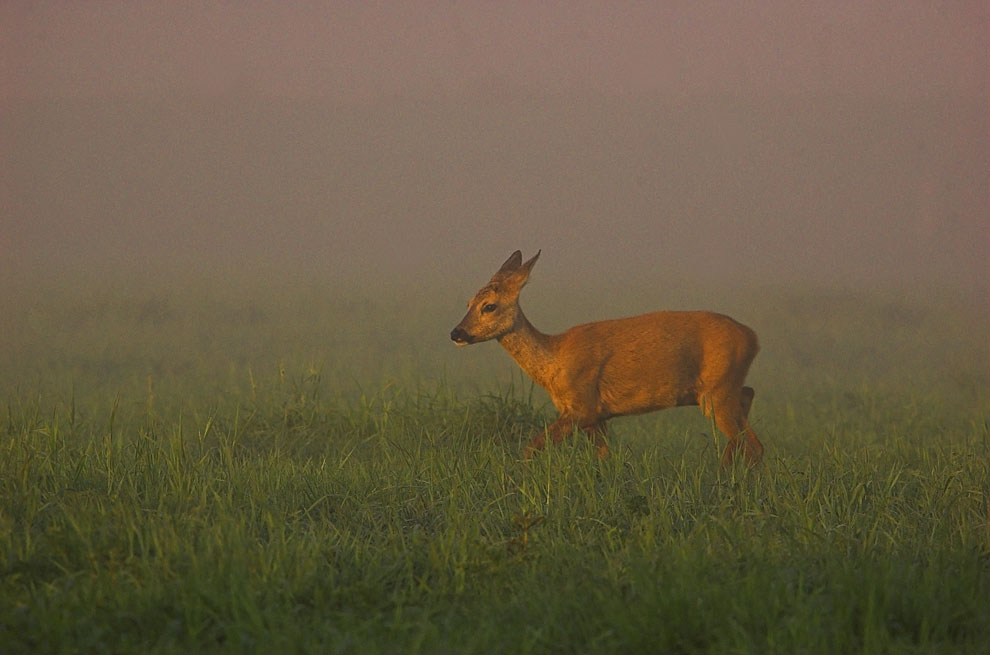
left=450, top=250, right=764, bottom=466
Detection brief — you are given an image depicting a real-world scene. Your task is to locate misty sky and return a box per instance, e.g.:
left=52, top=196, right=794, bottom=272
left=2, top=1, right=987, bottom=293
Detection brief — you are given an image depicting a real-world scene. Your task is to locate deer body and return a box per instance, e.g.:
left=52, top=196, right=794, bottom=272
left=451, top=251, right=764, bottom=466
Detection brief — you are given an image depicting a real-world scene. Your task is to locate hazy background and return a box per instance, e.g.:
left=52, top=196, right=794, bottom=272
left=2, top=1, right=987, bottom=297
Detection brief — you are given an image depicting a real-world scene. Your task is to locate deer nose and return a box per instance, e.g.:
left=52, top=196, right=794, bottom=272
left=450, top=327, right=471, bottom=344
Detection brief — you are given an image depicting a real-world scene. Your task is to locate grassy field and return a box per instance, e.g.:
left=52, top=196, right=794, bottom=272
left=1, top=278, right=987, bottom=654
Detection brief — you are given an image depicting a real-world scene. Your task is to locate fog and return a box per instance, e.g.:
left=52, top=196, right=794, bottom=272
left=2, top=2, right=987, bottom=298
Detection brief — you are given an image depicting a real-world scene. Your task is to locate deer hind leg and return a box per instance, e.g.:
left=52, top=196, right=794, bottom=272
left=708, top=388, right=763, bottom=468
left=740, top=386, right=755, bottom=418
left=737, top=387, right=762, bottom=462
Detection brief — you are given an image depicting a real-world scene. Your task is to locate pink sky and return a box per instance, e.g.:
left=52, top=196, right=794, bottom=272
left=2, top=2, right=986, bottom=102
left=1, top=2, right=986, bottom=293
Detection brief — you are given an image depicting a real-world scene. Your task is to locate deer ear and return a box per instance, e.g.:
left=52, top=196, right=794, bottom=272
left=496, top=250, right=523, bottom=275
left=520, top=250, right=540, bottom=276
left=500, top=250, right=540, bottom=292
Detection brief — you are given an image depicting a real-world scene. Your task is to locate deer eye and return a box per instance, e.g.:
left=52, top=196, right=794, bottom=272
left=481, top=303, right=498, bottom=314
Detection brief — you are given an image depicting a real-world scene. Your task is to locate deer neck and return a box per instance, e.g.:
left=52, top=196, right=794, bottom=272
left=497, top=309, right=556, bottom=389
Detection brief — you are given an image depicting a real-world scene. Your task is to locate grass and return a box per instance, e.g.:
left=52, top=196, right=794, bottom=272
left=0, top=278, right=987, bottom=653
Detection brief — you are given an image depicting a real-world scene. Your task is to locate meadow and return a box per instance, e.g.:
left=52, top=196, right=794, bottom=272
left=1, top=276, right=987, bottom=654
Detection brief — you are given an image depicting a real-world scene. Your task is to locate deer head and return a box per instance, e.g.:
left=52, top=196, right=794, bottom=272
left=450, top=250, right=540, bottom=346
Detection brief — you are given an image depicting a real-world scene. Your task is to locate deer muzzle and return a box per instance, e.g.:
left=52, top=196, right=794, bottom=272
left=449, top=327, right=474, bottom=346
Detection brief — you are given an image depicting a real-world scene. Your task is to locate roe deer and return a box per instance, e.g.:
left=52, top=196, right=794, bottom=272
left=450, top=250, right=764, bottom=467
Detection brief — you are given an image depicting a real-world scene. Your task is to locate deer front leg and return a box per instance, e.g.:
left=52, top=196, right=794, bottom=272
left=584, top=422, right=609, bottom=459
left=524, top=415, right=608, bottom=459
left=523, top=415, right=582, bottom=458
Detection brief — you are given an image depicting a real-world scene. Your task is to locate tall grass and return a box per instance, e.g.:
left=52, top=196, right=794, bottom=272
left=1, top=280, right=987, bottom=653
